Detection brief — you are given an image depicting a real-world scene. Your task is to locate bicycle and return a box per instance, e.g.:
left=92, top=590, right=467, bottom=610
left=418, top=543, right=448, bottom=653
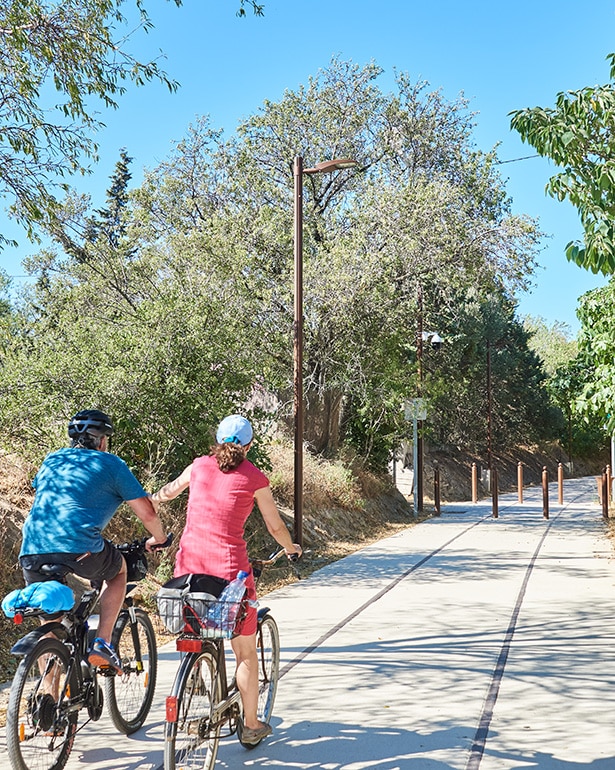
left=4, top=535, right=172, bottom=770
left=160, top=548, right=299, bottom=770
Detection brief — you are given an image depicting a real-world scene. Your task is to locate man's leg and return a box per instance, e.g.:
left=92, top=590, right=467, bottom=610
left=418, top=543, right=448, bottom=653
left=96, top=557, right=127, bottom=642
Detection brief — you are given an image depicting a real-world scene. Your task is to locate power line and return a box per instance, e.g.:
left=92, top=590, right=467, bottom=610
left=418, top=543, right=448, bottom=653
left=495, top=154, right=541, bottom=165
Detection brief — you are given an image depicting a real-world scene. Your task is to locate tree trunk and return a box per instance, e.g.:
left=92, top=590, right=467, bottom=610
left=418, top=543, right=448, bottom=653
left=305, top=389, right=343, bottom=455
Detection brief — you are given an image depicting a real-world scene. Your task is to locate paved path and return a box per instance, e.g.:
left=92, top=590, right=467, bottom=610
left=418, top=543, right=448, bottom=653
left=3, top=475, right=615, bottom=769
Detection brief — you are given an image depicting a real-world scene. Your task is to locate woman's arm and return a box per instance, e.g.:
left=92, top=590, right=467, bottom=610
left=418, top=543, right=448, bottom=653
left=254, top=486, right=302, bottom=556
left=127, top=496, right=167, bottom=549
left=151, top=464, right=193, bottom=503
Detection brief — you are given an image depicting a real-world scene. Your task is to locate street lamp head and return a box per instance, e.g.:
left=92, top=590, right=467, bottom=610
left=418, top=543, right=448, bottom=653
left=304, top=157, right=358, bottom=174
left=421, top=331, right=443, bottom=351
left=430, top=333, right=443, bottom=351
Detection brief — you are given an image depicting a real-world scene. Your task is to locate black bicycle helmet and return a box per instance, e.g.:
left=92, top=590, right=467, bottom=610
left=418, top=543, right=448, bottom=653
left=68, top=409, right=114, bottom=439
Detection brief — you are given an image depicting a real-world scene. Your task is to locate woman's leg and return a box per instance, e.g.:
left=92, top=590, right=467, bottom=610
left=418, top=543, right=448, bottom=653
left=230, top=632, right=265, bottom=730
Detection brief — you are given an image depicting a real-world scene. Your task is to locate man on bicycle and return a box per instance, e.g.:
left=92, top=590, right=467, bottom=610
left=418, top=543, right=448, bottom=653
left=18, top=409, right=167, bottom=673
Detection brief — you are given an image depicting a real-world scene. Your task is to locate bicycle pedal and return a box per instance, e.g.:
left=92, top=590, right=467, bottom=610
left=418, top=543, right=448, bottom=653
left=96, top=666, right=118, bottom=678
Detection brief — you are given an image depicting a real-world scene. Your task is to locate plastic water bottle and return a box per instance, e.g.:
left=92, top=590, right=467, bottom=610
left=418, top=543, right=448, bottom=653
left=216, top=570, right=248, bottom=631
left=205, top=599, right=223, bottom=630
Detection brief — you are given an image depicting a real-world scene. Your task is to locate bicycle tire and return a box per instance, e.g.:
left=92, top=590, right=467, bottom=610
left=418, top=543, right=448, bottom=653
left=238, top=612, right=280, bottom=749
left=164, top=646, right=221, bottom=770
left=256, top=613, right=280, bottom=723
left=105, top=607, right=157, bottom=734
left=6, top=637, right=78, bottom=770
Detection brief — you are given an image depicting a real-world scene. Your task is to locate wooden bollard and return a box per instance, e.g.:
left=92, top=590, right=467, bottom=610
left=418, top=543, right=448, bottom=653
left=434, top=467, right=441, bottom=516
left=472, top=462, right=478, bottom=504
left=542, top=466, right=549, bottom=519
left=517, top=461, right=523, bottom=503
left=558, top=462, right=563, bottom=505
left=608, top=464, right=612, bottom=504
left=492, top=466, right=498, bottom=518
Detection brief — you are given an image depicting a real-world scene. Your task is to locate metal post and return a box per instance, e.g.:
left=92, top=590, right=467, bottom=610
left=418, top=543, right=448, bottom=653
left=517, top=461, right=523, bottom=504
left=471, top=462, right=478, bottom=504
left=293, top=156, right=304, bottom=546
left=558, top=462, right=563, bottom=505
left=602, top=470, right=609, bottom=519
left=491, top=466, right=498, bottom=518
left=486, top=339, right=493, bottom=471
left=542, top=466, right=549, bottom=519
left=412, top=416, right=418, bottom=518
left=416, top=287, right=424, bottom=514
left=292, top=155, right=358, bottom=547
left=434, top=466, right=441, bottom=516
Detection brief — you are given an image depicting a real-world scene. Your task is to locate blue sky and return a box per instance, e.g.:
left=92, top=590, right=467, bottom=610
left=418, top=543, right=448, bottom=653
left=2, top=0, right=614, bottom=333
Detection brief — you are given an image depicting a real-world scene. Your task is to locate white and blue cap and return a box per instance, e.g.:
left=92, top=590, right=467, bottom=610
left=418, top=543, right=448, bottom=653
left=216, top=415, right=253, bottom=447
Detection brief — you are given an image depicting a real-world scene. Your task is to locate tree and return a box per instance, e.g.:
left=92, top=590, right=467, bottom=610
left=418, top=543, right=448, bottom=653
left=222, top=59, right=542, bottom=462
left=0, top=151, right=264, bottom=474
left=0, top=0, right=261, bottom=249
left=510, top=54, right=615, bottom=275
left=108, top=59, right=545, bottom=466
left=522, top=315, right=577, bottom=376
left=3, top=60, right=549, bottom=476
left=421, top=291, right=559, bottom=464
left=575, top=279, right=615, bottom=428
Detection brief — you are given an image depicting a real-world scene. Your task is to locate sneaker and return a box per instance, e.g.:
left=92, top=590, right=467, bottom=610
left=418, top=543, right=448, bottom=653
left=87, top=637, right=122, bottom=674
left=241, top=721, right=272, bottom=745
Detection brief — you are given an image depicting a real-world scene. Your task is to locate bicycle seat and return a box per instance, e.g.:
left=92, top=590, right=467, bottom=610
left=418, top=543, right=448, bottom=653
left=38, top=563, right=72, bottom=579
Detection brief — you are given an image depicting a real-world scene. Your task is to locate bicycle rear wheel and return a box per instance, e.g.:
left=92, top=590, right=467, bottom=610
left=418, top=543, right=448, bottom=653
left=106, top=607, right=157, bottom=734
left=6, top=637, right=78, bottom=770
left=164, top=647, right=221, bottom=770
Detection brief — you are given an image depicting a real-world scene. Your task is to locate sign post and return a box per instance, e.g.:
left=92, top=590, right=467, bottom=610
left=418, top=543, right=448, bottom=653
left=405, top=398, right=427, bottom=517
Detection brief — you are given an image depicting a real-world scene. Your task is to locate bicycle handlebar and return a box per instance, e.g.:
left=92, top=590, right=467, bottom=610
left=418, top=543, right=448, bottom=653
left=250, top=548, right=301, bottom=568
left=117, top=533, right=174, bottom=555
left=150, top=532, right=174, bottom=551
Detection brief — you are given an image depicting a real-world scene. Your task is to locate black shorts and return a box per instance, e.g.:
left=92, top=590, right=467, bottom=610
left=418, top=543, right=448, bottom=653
left=19, top=540, right=124, bottom=588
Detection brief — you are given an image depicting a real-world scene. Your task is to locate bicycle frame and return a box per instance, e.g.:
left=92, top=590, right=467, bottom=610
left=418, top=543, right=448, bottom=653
left=167, top=604, right=272, bottom=732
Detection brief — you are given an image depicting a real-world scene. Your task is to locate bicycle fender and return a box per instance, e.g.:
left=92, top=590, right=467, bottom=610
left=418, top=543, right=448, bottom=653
left=10, top=621, right=69, bottom=656
left=257, top=607, right=271, bottom=622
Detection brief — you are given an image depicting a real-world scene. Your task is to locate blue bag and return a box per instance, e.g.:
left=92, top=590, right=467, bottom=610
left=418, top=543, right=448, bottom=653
left=2, top=581, right=75, bottom=617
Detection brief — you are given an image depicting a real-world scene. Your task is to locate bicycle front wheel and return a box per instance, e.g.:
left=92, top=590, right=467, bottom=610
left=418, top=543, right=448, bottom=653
left=256, top=613, right=280, bottom=724
left=164, top=647, right=221, bottom=770
left=6, top=637, right=78, bottom=770
left=106, top=608, right=157, bottom=734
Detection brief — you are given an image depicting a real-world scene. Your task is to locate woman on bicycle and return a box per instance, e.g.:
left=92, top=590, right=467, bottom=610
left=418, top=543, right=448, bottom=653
left=152, top=414, right=301, bottom=745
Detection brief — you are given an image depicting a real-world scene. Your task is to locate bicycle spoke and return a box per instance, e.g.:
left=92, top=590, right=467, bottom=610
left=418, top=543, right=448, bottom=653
left=165, top=649, right=220, bottom=770
left=6, top=638, right=77, bottom=770
left=106, top=608, right=157, bottom=734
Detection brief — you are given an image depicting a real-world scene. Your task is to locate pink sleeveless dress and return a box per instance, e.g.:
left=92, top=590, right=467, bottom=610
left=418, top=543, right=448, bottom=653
left=174, top=454, right=269, bottom=635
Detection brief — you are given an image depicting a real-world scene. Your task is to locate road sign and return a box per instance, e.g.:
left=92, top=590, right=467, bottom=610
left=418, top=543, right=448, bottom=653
left=404, top=398, right=427, bottom=421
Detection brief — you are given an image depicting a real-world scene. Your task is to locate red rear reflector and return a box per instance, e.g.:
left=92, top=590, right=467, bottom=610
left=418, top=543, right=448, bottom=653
left=14, top=613, right=23, bottom=625
left=176, top=637, right=202, bottom=653
left=166, top=696, right=178, bottom=723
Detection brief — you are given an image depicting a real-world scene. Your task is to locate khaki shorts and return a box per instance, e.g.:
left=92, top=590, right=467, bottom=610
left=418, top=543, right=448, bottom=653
left=20, top=540, right=124, bottom=588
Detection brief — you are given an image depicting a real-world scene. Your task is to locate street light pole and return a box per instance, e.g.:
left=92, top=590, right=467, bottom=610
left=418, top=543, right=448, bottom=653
left=293, top=155, right=358, bottom=547
left=293, top=156, right=305, bottom=547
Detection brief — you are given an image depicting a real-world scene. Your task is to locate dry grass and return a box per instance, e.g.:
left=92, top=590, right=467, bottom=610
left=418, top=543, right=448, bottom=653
left=0, top=442, right=416, bottom=686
